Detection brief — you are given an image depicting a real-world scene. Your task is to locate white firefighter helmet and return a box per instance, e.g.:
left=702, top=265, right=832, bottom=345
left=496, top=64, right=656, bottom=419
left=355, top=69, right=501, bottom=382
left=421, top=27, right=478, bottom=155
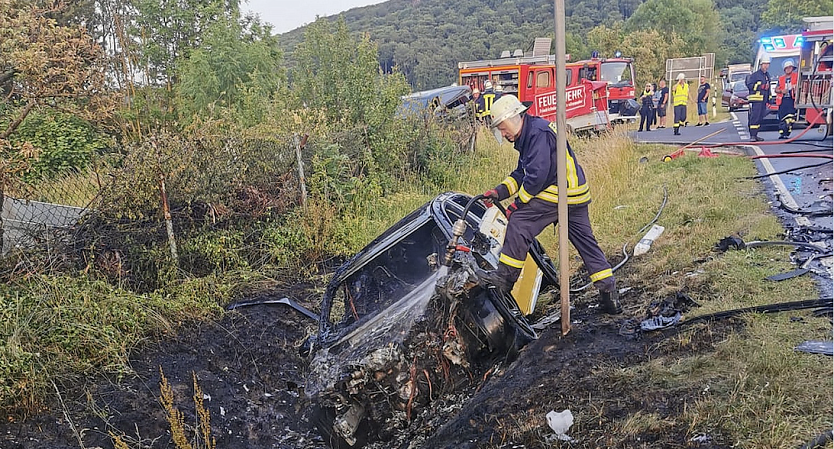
left=490, top=95, right=528, bottom=142
left=473, top=87, right=480, bottom=94
left=495, top=84, right=504, bottom=93
left=676, top=73, right=685, bottom=80
left=484, top=80, right=493, bottom=90
left=761, top=55, right=771, bottom=64
left=782, top=59, right=795, bottom=70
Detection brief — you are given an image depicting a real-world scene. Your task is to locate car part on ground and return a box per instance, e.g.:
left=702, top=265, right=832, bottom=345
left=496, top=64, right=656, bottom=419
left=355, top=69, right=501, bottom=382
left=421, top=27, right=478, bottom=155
left=226, top=296, right=319, bottom=321
left=682, top=297, right=833, bottom=326
left=303, top=193, right=547, bottom=448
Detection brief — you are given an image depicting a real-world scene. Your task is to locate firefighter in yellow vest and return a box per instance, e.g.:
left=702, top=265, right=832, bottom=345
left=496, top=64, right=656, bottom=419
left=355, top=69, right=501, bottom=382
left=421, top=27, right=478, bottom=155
left=481, top=80, right=496, bottom=124
left=672, top=73, right=689, bottom=136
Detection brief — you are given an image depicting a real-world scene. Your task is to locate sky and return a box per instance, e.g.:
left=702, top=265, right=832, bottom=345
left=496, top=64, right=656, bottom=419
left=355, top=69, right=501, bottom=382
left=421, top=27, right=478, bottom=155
left=243, top=0, right=388, bottom=34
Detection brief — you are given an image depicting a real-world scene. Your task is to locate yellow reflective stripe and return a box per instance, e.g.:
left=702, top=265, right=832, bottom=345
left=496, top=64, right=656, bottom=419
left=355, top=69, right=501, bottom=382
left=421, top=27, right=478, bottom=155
left=483, top=94, right=495, bottom=114
left=499, top=253, right=525, bottom=269
left=750, top=124, right=760, bottom=129
left=548, top=122, right=559, bottom=134
left=518, top=185, right=533, bottom=203
left=565, top=151, right=580, bottom=189
left=502, top=176, right=519, bottom=195
left=590, top=268, right=613, bottom=282
left=748, top=94, right=764, bottom=101
left=534, top=189, right=591, bottom=205
left=542, top=183, right=590, bottom=197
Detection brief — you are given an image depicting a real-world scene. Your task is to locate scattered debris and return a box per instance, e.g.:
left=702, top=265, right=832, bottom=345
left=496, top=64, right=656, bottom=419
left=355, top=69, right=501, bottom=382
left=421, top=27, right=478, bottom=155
left=640, top=312, right=682, bottom=331
left=226, top=296, right=319, bottom=321
left=794, top=341, right=833, bottom=356
left=633, top=224, right=665, bottom=256
left=545, top=409, right=575, bottom=442
left=683, top=298, right=833, bottom=326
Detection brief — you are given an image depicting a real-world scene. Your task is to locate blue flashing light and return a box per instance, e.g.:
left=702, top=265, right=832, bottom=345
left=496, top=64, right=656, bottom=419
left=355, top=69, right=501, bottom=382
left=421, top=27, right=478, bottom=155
left=760, top=37, right=772, bottom=43
left=773, top=37, right=785, bottom=48
left=763, top=43, right=775, bottom=51
left=591, top=50, right=599, bottom=59
left=614, top=50, right=622, bottom=58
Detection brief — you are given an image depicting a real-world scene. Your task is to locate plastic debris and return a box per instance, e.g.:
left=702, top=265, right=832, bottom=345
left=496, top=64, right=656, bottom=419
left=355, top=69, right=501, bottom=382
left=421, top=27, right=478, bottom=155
left=795, top=340, right=833, bottom=356
left=546, top=409, right=574, bottom=442
left=633, top=224, right=664, bottom=256
left=640, top=312, right=682, bottom=331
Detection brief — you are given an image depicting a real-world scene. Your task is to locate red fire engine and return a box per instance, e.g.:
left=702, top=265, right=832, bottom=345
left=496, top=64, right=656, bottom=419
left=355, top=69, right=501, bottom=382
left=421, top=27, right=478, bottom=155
left=794, top=17, right=832, bottom=134
left=458, top=53, right=637, bottom=132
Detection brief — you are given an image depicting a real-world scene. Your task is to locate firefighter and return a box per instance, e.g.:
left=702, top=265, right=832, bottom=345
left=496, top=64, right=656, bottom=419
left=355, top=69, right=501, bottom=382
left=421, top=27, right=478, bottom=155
left=775, top=59, right=798, bottom=139
left=472, top=87, right=485, bottom=121
left=478, top=95, right=622, bottom=314
left=672, top=73, right=688, bottom=135
left=746, top=56, right=771, bottom=142
left=482, top=80, right=497, bottom=124
left=494, top=83, right=504, bottom=101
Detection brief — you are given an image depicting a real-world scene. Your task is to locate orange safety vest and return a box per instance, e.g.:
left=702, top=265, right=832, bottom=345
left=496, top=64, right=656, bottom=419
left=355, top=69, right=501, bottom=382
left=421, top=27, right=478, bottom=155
left=776, top=72, right=798, bottom=106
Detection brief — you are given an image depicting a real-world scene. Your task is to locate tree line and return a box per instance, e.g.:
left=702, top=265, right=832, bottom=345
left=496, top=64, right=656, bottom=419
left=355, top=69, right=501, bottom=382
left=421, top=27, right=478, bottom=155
left=279, top=0, right=833, bottom=89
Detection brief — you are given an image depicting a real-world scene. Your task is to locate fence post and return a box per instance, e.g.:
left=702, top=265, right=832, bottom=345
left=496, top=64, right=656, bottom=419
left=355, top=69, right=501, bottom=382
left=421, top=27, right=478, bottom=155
left=294, top=134, right=309, bottom=209
left=158, top=173, right=178, bottom=262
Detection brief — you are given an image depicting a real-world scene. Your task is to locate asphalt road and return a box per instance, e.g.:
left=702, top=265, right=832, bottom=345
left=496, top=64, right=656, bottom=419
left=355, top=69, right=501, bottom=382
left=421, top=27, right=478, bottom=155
left=631, top=109, right=833, bottom=296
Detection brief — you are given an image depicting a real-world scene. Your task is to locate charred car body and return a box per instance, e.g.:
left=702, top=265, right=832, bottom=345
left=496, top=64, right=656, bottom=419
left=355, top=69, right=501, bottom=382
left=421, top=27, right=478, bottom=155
left=304, top=192, right=558, bottom=448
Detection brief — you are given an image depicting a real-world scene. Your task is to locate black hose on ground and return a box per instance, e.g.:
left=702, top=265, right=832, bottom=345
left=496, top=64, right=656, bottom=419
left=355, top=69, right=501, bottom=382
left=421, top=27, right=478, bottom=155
left=745, top=161, right=832, bottom=179
left=798, top=430, right=833, bottom=449
left=682, top=298, right=833, bottom=326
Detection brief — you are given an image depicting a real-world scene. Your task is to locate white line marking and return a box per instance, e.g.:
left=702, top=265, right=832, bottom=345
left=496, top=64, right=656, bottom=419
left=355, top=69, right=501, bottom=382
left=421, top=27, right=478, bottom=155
left=747, top=144, right=812, bottom=227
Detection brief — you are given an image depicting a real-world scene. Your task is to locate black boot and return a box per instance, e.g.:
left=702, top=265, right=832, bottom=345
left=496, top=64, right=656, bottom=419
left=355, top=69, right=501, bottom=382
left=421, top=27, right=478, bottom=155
left=598, top=289, right=622, bottom=314
left=475, top=268, right=515, bottom=294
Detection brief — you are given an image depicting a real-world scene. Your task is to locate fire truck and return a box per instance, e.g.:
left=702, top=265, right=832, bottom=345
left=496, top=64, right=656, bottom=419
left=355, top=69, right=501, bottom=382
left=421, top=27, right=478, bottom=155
left=457, top=51, right=636, bottom=133
left=794, top=17, right=833, bottom=134
left=753, top=32, right=803, bottom=123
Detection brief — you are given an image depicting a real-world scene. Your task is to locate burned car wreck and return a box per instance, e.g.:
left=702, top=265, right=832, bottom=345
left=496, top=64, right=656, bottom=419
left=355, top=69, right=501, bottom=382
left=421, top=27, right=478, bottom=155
left=304, top=192, right=560, bottom=448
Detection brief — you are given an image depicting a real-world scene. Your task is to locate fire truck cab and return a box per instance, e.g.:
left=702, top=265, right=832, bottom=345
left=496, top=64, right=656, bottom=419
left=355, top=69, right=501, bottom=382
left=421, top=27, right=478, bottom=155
left=567, top=56, right=638, bottom=122
left=458, top=53, right=611, bottom=134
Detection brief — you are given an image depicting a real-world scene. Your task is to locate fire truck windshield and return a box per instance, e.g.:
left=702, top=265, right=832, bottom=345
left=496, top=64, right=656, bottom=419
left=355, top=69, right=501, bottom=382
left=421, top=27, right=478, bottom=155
left=599, top=62, right=633, bottom=86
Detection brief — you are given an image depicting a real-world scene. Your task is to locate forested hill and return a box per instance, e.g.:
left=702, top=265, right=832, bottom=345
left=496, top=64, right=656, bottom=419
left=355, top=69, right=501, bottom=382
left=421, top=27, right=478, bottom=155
left=278, top=0, right=832, bottom=90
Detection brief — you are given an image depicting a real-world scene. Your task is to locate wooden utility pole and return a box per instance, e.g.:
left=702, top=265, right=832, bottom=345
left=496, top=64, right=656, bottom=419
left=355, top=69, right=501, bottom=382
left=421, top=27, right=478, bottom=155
left=554, top=0, right=571, bottom=335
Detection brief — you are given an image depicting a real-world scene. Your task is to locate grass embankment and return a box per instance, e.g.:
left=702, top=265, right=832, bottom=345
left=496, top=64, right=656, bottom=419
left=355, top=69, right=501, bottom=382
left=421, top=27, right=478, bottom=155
left=1, top=125, right=829, bottom=447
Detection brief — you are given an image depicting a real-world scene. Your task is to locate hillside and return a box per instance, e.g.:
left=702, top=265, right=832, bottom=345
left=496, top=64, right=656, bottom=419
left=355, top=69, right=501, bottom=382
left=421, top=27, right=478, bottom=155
left=276, top=0, right=811, bottom=90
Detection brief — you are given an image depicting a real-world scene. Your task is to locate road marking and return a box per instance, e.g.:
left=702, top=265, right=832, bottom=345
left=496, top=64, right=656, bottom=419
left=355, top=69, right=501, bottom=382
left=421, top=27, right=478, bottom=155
left=746, top=144, right=812, bottom=227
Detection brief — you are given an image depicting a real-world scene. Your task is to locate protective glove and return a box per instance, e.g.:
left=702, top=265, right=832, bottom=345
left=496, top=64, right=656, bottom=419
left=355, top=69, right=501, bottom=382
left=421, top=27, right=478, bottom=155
left=505, top=201, right=520, bottom=218
left=482, top=189, right=500, bottom=207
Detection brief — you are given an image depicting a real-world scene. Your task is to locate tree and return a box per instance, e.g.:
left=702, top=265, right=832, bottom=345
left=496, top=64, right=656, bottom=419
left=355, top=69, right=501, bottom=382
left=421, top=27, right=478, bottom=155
left=0, top=0, right=111, bottom=141
left=761, top=0, right=833, bottom=31
left=175, top=15, right=284, bottom=125
left=624, top=0, right=723, bottom=56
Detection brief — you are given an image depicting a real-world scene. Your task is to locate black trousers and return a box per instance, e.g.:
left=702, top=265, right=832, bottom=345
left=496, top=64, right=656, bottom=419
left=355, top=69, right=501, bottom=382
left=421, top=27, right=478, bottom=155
left=639, top=106, right=652, bottom=131
left=778, top=97, right=796, bottom=136
left=749, top=101, right=767, bottom=137
left=497, top=199, right=614, bottom=291
left=673, top=105, right=686, bottom=130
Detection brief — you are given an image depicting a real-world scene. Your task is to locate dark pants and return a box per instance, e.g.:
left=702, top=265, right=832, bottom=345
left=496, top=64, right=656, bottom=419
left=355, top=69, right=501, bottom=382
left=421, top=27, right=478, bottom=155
left=639, top=106, right=652, bottom=131
left=778, top=97, right=796, bottom=137
left=749, top=101, right=767, bottom=138
left=673, top=105, right=686, bottom=133
left=497, top=199, right=614, bottom=291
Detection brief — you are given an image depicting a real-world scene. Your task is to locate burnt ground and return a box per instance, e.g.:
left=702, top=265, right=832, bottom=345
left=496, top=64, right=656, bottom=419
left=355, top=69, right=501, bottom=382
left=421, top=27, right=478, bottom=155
left=0, top=278, right=743, bottom=449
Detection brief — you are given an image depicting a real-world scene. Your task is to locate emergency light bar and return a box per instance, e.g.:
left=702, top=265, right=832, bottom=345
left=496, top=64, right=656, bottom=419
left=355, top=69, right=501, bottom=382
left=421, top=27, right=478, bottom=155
left=759, top=34, right=803, bottom=51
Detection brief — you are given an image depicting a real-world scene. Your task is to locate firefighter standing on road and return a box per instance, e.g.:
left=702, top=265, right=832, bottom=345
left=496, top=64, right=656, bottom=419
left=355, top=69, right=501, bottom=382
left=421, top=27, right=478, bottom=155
left=478, top=95, right=622, bottom=315
left=672, top=73, right=689, bottom=135
left=746, top=56, right=771, bottom=142
left=776, top=59, right=798, bottom=139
